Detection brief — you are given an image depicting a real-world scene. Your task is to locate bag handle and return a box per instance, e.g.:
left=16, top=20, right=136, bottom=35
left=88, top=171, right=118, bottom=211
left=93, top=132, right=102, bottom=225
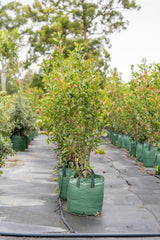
left=76, top=169, right=95, bottom=188
left=62, top=160, right=75, bottom=177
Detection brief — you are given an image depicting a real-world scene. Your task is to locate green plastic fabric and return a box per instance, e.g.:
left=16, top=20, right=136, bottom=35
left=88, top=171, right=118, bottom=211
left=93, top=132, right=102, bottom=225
left=67, top=175, right=104, bottom=216
left=126, top=136, right=131, bottom=151
left=143, top=146, right=157, bottom=167
left=58, top=167, right=73, bottom=200
left=129, top=140, right=137, bottom=157
left=141, top=143, right=151, bottom=160
left=154, top=152, right=160, bottom=165
left=122, top=135, right=127, bottom=149
left=29, top=133, right=34, bottom=142
left=111, top=132, right=118, bottom=146
left=110, top=132, right=114, bottom=144
left=11, top=135, right=26, bottom=151
left=117, top=134, right=123, bottom=148
left=24, top=136, right=30, bottom=149
left=107, top=129, right=111, bottom=139
left=136, top=143, right=143, bottom=162
left=122, top=135, right=131, bottom=151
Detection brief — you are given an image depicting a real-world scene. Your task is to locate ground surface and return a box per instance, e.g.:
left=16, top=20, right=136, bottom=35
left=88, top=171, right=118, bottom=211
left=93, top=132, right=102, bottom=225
left=0, top=134, right=160, bottom=240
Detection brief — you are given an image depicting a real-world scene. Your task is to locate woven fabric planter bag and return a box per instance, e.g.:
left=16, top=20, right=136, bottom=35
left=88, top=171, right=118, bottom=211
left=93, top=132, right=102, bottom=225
left=129, top=140, right=137, bottom=157
left=154, top=151, right=160, bottom=166
left=11, top=135, right=26, bottom=152
left=136, top=143, right=143, bottom=162
left=117, top=134, right=123, bottom=148
left=143, top=146, right=157, bottom=167
left=58, top=160, right=75, bottom=200
left=58, top=167, right=74, bottom=200
left=67, top=169, right=104, bottom=216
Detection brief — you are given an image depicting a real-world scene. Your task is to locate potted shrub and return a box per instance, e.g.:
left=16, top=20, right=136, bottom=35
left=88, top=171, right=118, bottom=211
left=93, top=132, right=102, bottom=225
left=41, top=33, right=106, bottom=215
left=0, top=136, right=15, bottom=175
left=10, top=94, right=37, bottom=151
left=0, top=92, right=15, bottom=174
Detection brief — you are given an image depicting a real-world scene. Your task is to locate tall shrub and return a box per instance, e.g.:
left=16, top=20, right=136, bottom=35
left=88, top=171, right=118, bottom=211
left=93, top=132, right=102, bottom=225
left=40, top=34, right=106, bottom=172
left=0, top=92, right=15, bottom=174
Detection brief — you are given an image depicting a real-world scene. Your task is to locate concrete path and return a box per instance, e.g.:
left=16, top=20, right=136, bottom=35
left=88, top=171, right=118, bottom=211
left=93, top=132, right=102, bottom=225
left=0, top=135, right=67, bottom=237
left=64, top=140, right=160, bottom=236
left=0, top=135, right=160, bottom=240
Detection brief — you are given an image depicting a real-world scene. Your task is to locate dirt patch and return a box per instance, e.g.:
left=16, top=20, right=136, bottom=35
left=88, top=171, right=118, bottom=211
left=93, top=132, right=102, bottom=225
left=4, top=158, right=25, bottom=168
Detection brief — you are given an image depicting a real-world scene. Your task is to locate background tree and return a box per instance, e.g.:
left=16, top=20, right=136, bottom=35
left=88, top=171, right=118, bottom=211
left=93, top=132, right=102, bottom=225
left=30, top=71, right=44, bottom=90
left=0, top=29, right=19, bottom=91
left=0, top=1, right=26, bottom=31
left=0, top=1, right=29, bottom=93
left=23, top=0, right=140, bottom=70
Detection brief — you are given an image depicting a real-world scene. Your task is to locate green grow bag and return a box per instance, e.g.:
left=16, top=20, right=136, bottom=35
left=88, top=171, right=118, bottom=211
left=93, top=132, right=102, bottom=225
left=126, top=136, right=131, bottom=151
left=122, top=135, right=127, bottom=149
left=154, top=152, right=160, bottom=166
left=122, top=135, right=131, bottom=151
left=67, top=171, right=104, bottom=216
left=143, top=146, right=157, bottom=167
left=111, top=132, right=118, bottom=146
left=110, top=131, right=114, bottom=144
left=24, top=136, right=30, bottom=149
left=141, top=143, right=151, bottom=160
left=136, top=143, right=143, bottom=162
left=129, top=140, right=137, bottom=157
left=106, top=129, right=111, bottom=139
left=58, top=167, right=73, bottom=200
left=117, top=134, right=123, bottom=148
left=11, top=135, right=26, bottom=152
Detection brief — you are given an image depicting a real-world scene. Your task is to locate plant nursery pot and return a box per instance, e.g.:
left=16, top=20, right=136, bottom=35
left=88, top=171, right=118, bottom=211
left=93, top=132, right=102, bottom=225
left=122, top=135, right=131, bottom=151
left=154, top=151, right=160, bottom=166
left=111, top=132, right=118, bottom=146
left=24, top=136, right=30, bottom=149
left=11, top=135, right=26, bottom=152
left=117, top=134, right=123, bottom=148
left=58, top=167, right=74, bottom=200
left=122, top=134, right=127, bottom=149
left=67, top=173, right=104, bottom=216
left=136, top=143, right=143, bottom=162
left=129, top=140, right=137, bottom=157
left=143, top=146, right=157, bottom=167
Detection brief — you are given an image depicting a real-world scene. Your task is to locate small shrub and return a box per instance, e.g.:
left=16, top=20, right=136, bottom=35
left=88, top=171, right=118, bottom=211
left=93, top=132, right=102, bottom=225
left=95, top=147, right=105, bottom=154
left=153, top=165, right=160, bottom=175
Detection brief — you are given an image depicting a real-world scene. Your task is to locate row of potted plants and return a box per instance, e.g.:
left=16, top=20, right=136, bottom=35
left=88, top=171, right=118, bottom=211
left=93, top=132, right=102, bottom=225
left=0, top=92, right=15, bottom=174
left=108, top=130, right=160, bottom=168
left=40, top=34, right=106, bottom=216
left=102, top=60, right=160, bottom=170
left=0, top=91, right=38, bottom=174
left=103, top=61, right=160, bottom=147
left=10, top=94, right=38, bottom=151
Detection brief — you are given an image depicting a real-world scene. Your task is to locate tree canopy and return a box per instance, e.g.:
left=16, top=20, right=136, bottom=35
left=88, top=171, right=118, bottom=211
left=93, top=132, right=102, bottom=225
left=23, top=0, right=140, bottom=69
left=0, top=0, right=140, bottom=92
left=0, top=29, right=19, bottom=91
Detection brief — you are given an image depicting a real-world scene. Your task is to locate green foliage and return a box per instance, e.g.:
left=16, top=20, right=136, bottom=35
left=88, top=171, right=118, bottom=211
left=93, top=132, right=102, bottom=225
left=0, top=1, right=26, bottom=31
left=0, top=28, right=20, bottom=91
left=0, top=92, right=15, bottom=173
left=94, top=147, right=105, bottom=154
left=153, top=165, right=160, bottom=175
left=104, top=61, right=160, bottom=146
left=10, top=94, right=37, bottom=136
left=23, top=0, right=140, bottom=70
left=0, top=92, right=13, bottom=137
left=30, top=72, right=45, bottom=90
left=40, top=33, right=106, bottom=172
left=0, top=29, right=19, bottom=60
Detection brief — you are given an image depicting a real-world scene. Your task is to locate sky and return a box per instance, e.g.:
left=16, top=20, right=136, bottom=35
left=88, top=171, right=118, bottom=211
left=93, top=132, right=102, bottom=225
left=109, top=0, right=160, bottom=82
left=2, top=0, right=160, bottom=82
